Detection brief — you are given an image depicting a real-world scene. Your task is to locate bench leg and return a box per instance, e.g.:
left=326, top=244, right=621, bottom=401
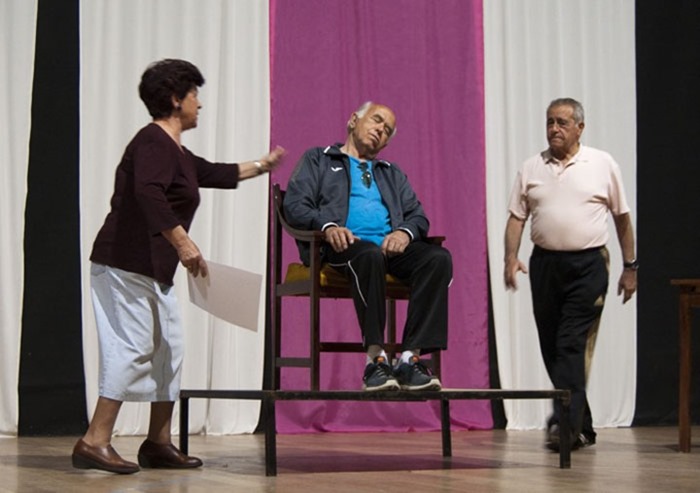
left=559, top=398, right=571, bottom=469
left=264, top=397, right=277, bottom=476
left=441, top=399, right=452, bottom=457
left=179, top=397, right=189, bottom=455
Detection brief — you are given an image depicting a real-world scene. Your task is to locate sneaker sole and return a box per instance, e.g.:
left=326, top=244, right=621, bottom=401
left=363, top=379, right=400, bottom=391
left=400, top=379, right=442, bottom=391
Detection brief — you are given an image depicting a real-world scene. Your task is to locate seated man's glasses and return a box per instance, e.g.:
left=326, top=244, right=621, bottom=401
left=358, top=162, right=372, bottom=188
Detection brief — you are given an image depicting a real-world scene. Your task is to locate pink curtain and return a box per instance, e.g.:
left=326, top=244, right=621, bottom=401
left=270, top=0, right=490, bottom=432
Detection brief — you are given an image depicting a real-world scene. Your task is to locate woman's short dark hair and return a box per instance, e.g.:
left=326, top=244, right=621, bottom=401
left=138, top=59, right=205, bottom=119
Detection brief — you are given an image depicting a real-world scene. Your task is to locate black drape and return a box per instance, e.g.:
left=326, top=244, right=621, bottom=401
left=18, top=0, right=87, bottom=435
left=634, top=0, right=700, bottom=425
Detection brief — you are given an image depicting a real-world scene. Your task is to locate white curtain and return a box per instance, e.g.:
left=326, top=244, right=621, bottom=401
left=79, top=0, right=271, bottom=435
left=0, top=0, right=37, bottom=436
left=484, top=0, right=637, bottom=429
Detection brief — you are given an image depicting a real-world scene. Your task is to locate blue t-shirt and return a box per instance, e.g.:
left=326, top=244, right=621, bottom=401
left=345, top=156, right=391, bottom=246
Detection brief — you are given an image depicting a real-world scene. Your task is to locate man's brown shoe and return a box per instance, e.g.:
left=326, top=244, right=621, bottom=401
left=72, top=439, right=139, bottom=474
left=137, top=439, right=203, bottom=469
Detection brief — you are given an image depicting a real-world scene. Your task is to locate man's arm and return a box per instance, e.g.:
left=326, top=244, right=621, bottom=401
left=504, top=214, right=528, bottom=290
left=284, top=148, right=359, bottom=257
left=391, top=166, right=429, bottom=241
left=283, top=148, right=325, bottom=230
left=613, top=212, right=638, bottom=303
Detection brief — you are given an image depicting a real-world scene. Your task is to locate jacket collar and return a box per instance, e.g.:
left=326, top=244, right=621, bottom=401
left=323, top=143, right=392, bottom=167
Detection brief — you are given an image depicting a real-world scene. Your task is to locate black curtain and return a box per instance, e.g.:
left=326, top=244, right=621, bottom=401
left=18, top=0, right=87, bottom=435
left=634, top=0, right=700, bottom=425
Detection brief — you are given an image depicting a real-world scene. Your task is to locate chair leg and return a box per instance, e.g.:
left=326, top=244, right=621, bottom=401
left=311, top=293, right=321, bottom=391
left=432, top=350, right=442, bottom=379
left=273, top=296, right=282, bottom=390
left=387, top=299, right=397, bottom=360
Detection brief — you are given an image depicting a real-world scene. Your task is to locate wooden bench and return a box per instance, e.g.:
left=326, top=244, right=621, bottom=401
left=179, top=388, right=572, bottom=476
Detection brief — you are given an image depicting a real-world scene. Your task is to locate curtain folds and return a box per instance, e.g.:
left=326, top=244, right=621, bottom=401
left=270, top=0, right=492, bottom=433
left=484, top=0, right=637, bottom=430
left=79, top=0, right=271, bottom=435
left=0, top=0, right=638, bottom=437
left=0, top=0, right=37, bottom=436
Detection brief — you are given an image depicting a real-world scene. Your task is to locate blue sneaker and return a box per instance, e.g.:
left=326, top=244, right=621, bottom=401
left=363, top=356, right=400, bottom=391
left=394, top=356, right=441, bottom=390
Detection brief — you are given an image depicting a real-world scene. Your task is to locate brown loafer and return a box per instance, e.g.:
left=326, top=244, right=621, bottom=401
left=137, top=439, right=203, bottom=469
left=72, top=439, right=139, bottom=474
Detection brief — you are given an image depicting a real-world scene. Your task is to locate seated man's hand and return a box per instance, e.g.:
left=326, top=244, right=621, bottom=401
left=381, top=230, right=410, bottom=256
left=324, top=226, right=359, bottom=252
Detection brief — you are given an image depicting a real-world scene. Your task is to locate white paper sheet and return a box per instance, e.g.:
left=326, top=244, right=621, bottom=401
left=187, top=260, right=263, bottom=331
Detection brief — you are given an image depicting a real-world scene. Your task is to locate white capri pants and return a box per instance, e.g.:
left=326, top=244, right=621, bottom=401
left=91, top=263, right=183, bottom=402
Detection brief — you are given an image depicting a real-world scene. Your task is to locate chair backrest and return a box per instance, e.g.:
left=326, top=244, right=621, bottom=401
left=272, top=183, right=326, bottom=283
left=272, top=184, right=285, bottom=292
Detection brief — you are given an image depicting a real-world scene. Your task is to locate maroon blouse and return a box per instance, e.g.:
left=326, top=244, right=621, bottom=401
left=91, top=123, right=240, bottom=285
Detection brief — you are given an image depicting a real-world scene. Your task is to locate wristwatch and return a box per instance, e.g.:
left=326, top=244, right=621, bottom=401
left=623, top=258, right=639, bottom=270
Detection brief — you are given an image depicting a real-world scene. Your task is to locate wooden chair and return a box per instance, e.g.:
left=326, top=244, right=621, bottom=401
left=270, top=183, right=442, bottom=390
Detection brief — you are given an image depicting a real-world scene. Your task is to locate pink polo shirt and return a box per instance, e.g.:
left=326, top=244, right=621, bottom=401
left=508, top=145, right=630, bottom=251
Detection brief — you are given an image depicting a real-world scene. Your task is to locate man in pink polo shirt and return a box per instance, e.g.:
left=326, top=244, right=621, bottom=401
left=503, top=97, right=638, bottom=452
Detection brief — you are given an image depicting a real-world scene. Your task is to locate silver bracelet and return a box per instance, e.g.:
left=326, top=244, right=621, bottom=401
left=254, top=161, right=265, bottom=174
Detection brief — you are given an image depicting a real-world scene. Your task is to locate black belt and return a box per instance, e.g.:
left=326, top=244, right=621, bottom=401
left=533, top=245, right=604, bottom=256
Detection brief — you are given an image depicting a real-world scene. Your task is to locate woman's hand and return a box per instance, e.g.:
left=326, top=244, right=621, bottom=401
left=258, top=146, right=286, bottom=172
left=239, top=146, right=287, bottom=179
left=177, top=238, right=208, bottom=278
left=162, top=225, right=208, bottom=278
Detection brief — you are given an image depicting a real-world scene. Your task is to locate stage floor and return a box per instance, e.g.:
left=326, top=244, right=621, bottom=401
left=1, top=426, right=699, bottom=492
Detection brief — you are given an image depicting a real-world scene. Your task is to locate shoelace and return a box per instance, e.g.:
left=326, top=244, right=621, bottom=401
left=374, top=362, right=393, bottom=377
left=410, top=359, right=431, bottom=376
left=366, top=357, right=393, bottom=377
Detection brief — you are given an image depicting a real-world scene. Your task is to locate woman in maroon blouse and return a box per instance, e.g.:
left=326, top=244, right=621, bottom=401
left=72, top=59, right=284, bottom=474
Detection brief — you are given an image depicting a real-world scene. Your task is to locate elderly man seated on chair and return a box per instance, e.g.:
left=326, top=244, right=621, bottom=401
left=283, top=101, right=453, bottom=391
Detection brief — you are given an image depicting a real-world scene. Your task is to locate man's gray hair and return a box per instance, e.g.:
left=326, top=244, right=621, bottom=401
left=347, top=101, right=398, bottom=138
left=548, top=97, right=585, bottom=123
left=354, top=101, right=373, bottom=119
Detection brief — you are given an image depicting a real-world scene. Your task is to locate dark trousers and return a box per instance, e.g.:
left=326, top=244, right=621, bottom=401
left=325, top=240, right=452, bottom=353
left=529, top=245, right=609, bottom=440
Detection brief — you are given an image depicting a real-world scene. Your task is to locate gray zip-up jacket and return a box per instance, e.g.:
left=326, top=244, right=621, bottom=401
left=283, top=144, right=430, bottom=265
